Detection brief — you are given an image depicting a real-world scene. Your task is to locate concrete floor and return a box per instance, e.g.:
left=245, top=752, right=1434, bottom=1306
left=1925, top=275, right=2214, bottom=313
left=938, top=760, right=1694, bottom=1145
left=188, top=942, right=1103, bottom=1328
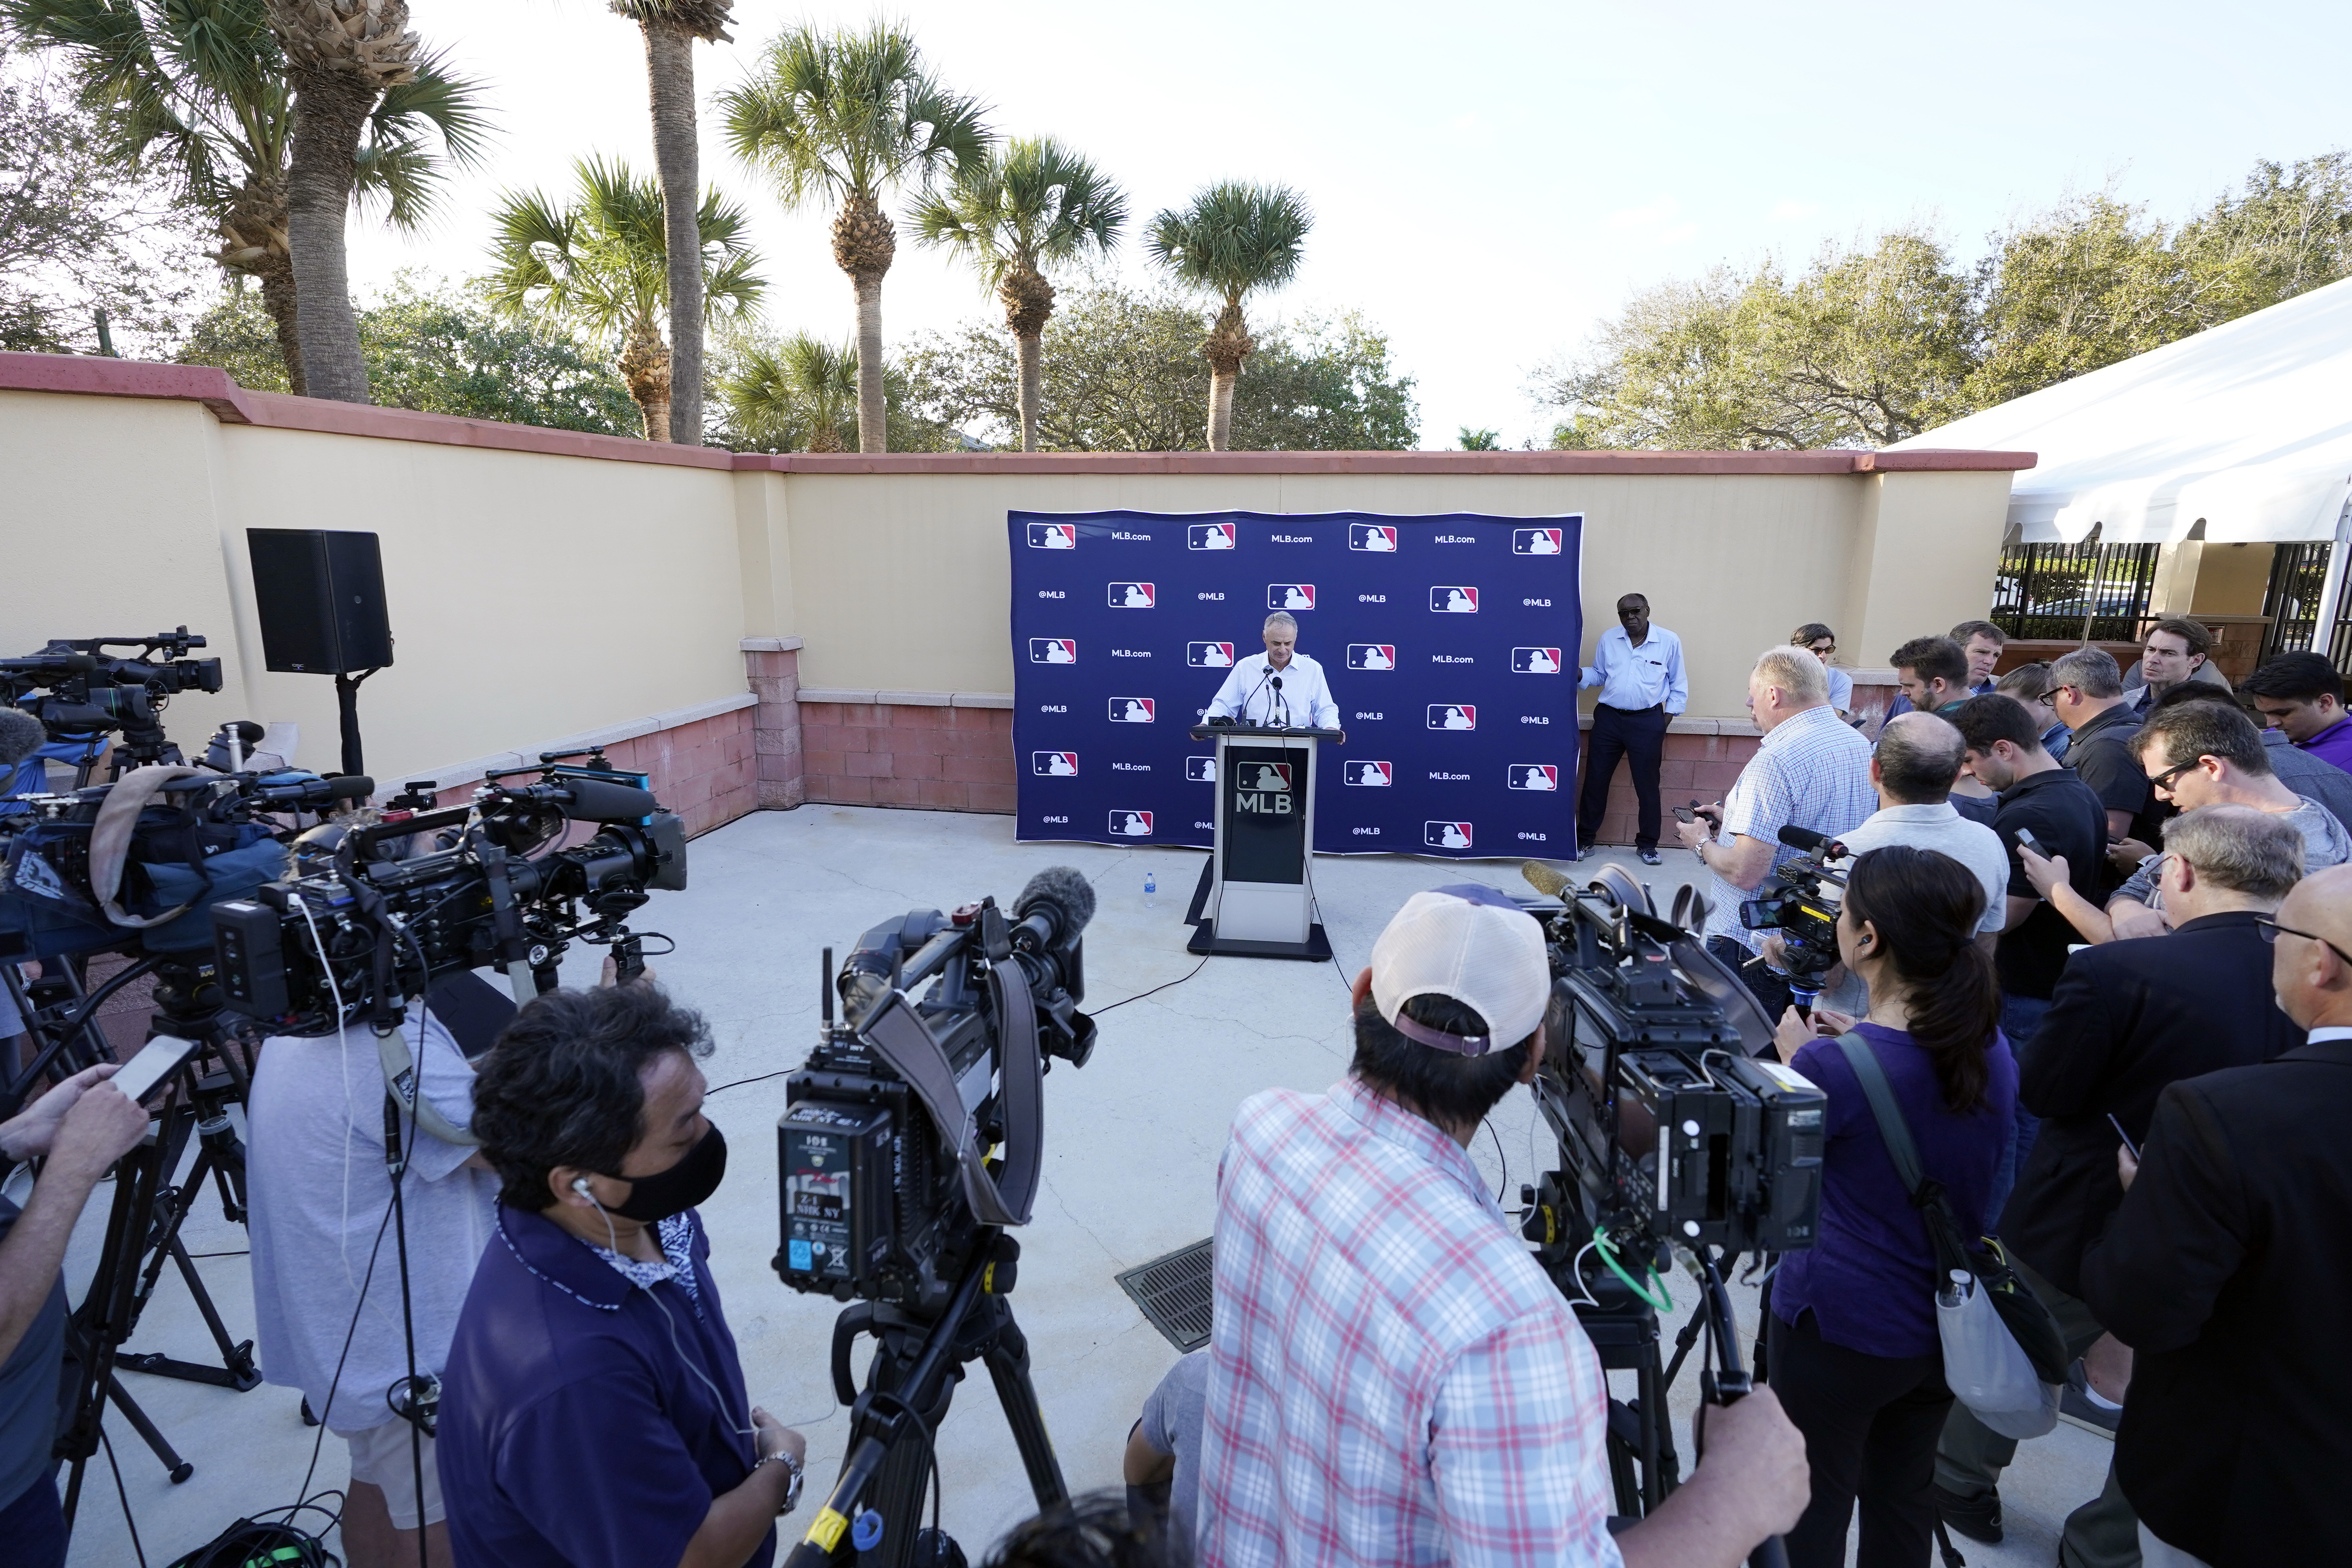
left=56, top=807, right=2111, bottom=1566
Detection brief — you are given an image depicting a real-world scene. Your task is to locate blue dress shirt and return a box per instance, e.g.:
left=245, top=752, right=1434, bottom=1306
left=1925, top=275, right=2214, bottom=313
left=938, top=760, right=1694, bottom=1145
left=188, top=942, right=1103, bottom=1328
left=1579, top=625, right=1687, bottom=714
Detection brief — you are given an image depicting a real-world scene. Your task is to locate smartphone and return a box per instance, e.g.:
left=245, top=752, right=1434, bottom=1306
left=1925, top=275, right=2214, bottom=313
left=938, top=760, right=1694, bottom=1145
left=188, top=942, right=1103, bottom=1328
left=2106, top=1113, right=2142, bottom=1161
left=108, top=1034, right=201, bottom=1106
left=1673, top=802, right=1698, bottom=825
left=2014, top=828, right=2045, bottom=857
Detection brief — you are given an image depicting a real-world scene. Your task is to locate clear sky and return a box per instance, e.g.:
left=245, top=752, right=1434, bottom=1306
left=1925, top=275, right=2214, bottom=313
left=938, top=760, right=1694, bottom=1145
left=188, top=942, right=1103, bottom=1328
left=350, top=0, right=2352, bottom=449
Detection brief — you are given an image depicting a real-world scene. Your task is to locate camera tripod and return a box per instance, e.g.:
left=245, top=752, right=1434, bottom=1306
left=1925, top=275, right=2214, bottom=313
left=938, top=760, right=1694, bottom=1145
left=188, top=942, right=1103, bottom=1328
left=786, top=1232, right=1067, bottom=1568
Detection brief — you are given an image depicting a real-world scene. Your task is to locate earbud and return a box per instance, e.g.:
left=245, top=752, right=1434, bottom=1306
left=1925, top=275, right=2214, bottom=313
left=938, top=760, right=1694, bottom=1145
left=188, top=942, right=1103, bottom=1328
left=572, top=1177, right=594, bottom=1197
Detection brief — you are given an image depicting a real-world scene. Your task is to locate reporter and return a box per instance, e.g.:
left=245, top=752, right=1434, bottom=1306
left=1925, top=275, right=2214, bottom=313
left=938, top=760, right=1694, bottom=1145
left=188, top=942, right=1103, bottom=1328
left=436, top=985, right=805, bottom=1568
left=1767, top=847, right=2015, bottom=1568
left=0, top=1065, right=152, bottom=1568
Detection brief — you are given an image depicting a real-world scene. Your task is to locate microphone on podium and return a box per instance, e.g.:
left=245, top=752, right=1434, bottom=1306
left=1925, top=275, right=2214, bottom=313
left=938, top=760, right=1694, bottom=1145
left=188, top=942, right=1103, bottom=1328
left=1269, top=674, right=1285, bottom=728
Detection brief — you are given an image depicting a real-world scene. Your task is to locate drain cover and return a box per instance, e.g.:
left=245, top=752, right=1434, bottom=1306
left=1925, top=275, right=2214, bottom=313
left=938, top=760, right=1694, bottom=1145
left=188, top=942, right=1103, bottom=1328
left=1116, top=1239, right=1215, bottom=1352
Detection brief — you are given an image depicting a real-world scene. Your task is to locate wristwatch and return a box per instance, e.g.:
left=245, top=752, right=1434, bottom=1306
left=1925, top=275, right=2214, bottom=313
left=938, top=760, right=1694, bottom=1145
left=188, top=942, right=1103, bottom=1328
left=755, top=1448, right=804, bottom=1514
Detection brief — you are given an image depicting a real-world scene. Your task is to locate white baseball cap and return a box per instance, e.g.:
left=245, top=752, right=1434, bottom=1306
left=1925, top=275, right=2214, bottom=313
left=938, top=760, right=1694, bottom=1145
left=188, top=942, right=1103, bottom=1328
left=1369, top=885, right=1550, bottom=1056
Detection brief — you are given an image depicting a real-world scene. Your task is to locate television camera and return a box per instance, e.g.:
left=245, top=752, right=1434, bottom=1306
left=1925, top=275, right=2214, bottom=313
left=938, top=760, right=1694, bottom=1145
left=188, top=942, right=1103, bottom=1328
left=1734, top=824, right=1850, bottom=1006
left=2, top=628, right=224, bottom=782
left=1517, top=860, right=1824, bottom=1566
left=774, top=867, right=1098, bottom=1568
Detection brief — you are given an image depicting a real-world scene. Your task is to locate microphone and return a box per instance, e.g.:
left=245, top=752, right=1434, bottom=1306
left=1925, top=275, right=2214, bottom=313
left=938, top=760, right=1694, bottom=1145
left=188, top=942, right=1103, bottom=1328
left=1269, top=674, right=1285, bottom=729
left=0, top=707, right=45, bottom=770
left=1012, top=864, right=1096, bottom=951
left=1521, top=860, right=1574, bottom=900
left=1237, top=662, right=1275, bottom=728
left=1776, top=824, right=1835, bottom=852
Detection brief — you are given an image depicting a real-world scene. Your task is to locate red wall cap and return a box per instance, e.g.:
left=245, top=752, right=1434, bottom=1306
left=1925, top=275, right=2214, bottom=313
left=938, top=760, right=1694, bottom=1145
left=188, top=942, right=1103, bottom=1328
left=0, top=352, right=2035, bottom=475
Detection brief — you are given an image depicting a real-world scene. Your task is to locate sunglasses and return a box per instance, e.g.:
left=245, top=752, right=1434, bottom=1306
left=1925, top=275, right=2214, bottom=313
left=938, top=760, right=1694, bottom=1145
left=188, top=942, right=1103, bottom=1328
left=1807, top=642, right=1836, bottom=655
left=2146, top=757, right=2201, bottom=794
left=2255, top=917, right=2352, bottom=969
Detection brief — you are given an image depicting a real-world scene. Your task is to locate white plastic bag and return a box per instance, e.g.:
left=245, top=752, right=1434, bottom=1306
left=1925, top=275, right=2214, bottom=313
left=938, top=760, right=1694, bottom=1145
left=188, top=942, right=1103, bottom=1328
left=1937, top=1269, right=2059, bottom=1440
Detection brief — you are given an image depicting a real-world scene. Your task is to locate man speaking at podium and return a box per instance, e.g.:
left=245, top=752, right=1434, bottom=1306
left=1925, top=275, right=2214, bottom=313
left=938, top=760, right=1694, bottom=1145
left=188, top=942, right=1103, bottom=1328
left=1205, top=612, right=1341, bottom=729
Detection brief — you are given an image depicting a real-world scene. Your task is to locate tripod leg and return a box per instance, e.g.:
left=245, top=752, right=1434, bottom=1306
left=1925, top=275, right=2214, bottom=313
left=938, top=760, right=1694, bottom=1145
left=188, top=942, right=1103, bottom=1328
left=105, top=1374, right=195, bottom=1483
left=978, top=1310, right=1068, bottom=1511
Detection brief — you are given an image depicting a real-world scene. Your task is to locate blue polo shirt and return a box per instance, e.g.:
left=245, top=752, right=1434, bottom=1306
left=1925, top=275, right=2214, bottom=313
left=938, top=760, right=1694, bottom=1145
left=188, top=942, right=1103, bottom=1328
left=437, top=1206, right=773, bottom=1568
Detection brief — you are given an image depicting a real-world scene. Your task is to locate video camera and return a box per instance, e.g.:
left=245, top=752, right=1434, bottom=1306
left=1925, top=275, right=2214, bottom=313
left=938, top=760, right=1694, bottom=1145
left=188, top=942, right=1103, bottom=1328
left=1516, top=861, right=1824, bottom=1294
left=776, top=867, right=1098, bottom=1314
left=208, top=753, right=687, bottom=1034
left=2, top=629, right=224, bottom=774
left=1735, top=825, right=1849, bottom=999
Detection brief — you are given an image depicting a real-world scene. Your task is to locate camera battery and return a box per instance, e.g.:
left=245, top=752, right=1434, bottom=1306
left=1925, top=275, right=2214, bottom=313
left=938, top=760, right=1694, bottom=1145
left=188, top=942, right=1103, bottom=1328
left=776, top=1100, right=894, bottom=1295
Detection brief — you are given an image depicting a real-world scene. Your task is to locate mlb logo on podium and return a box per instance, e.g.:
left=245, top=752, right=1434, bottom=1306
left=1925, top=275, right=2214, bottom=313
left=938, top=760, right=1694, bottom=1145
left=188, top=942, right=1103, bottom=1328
left=1267, top=584, right=1316, bottom=611
left=1110, top=810, right=1153, bottom=837
left=1509, top=763, right=1560, bottom=791
left=1345, top=644, right=1397, bottom=671
left=1108, top=582, right=1155, bottom=609
left=1424, top=821, right=1474, bottom=850
left=1238, top=762, right=1292, bottom=792
left=1187, top=641, right=1236, bottom=668
left=1027, top=522, right=1077, bottom=549
left=1031, top=751, right=1079, bottom=777
left=1511, top=646, right=1564, bottom=674
left=1430, top=586, right=1479, bottom=613
left=1028, top=638, right=1077, bottom=664
left=1513, top=528, right=1564, bottom=556
left=1109, top=697, right=1156, bottom=723
left=1188, top=522, right=1237, bottom=550
left=1345, top=760, right=1394, bottom=787
left=1184, top=756, right=1217, bottom=782
left=1427, top=704, right=1477, bottom=730
left=1349, top=523, right=1399, bottom=552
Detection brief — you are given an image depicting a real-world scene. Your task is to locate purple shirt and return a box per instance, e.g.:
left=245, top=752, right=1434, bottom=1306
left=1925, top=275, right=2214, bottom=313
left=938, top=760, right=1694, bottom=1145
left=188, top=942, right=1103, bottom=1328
left=2295, top=712, right=2352, bottom=774
left=437, top=1206, right=771, bottom=1568
left=1772, top=1023, right=2018, bottom=1358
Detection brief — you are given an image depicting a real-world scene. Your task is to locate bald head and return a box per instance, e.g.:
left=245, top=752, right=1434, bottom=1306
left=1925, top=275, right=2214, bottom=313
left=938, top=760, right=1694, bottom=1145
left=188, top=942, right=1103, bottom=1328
left=2272, top=864, right=2352, bottom=1031
left=1873, top=712, right=1967, bottom=804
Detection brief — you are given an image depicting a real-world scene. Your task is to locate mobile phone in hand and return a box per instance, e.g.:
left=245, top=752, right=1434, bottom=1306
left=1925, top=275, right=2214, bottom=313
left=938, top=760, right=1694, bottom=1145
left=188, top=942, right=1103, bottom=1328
left=1673, top=802, right=1698, bottom=824
left=2014, top=828, right=2045, bottom=857
left=2107, top=1113, right=2141, bottom=1161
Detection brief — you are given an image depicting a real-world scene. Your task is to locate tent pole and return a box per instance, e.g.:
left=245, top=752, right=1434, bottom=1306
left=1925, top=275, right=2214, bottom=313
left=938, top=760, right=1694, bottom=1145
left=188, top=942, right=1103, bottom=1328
left=2308, top=498, right=2352, bottom=664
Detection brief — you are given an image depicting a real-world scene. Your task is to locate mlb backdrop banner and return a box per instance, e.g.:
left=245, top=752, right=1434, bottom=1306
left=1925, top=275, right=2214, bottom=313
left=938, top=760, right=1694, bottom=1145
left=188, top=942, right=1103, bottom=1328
left=1009, top=510, right=1584, bottom=858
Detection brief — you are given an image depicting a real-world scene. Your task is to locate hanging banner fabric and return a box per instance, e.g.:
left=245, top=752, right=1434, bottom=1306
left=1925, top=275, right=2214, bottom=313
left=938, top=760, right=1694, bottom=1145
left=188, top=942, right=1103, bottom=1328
left=1009, top=510, right=1584, bottom=858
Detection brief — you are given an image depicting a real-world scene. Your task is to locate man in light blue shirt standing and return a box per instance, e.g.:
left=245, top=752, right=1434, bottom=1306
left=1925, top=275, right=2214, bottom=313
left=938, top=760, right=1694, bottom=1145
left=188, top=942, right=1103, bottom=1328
left=1577, top=593, right=1688, bottom=864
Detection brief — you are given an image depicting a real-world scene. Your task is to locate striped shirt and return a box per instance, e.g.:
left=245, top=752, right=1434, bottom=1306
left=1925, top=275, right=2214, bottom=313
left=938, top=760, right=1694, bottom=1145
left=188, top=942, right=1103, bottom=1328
left=1702, top=704, right=1877, bottom=954
left=1198, top=1078, right=1622, bottom=1568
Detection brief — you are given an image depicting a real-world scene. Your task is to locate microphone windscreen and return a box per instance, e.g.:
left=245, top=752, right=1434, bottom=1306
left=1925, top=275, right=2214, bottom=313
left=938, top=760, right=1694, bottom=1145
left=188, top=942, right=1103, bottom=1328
left=1521, top=859, right=1574, bottom=900
left=1270, top=675, right=1283, bottom=689
left=1777, top=824, right=1828, bottom=851
left=0, top=708, right=45, bottom=769
left=1015, top=864, right=1096, bottom=939
left=327, top=775, right=375, bottom=801
left=559, top=777, right=659, bottom=822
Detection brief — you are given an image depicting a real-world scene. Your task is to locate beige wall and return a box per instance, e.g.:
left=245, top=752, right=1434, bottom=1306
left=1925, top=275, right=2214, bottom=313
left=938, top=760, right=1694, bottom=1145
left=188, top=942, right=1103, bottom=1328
left=1839, top=470, right=2019, bottom=672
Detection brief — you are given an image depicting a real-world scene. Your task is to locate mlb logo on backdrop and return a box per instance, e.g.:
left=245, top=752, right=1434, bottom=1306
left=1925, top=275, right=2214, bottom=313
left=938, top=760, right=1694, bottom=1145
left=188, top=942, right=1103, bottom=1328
left=1108, top=582, right=1155, bottom=609
left=1031, top=752, right=1079, bottom=777
left=1349, top=523, right=1399, bottom=552
left=1345, top=760, right=1394, bottom=787
left=1346, top=644, right=1397, bottom=671
left=1110, top=697, right=1156, bottom=723
left=1509, top=763, right=1560, bottom=791
left=1512, top=646, right=1564, bottom=673
left=1187, top=641, right=1236, bottom=668
left=1512, top=528, right=1564, bottom=556
left=1028, top=638, right=1077, bottom=664
left=1427, top=704, right=1477, bottom=730
left=1185, top=756, right=1217, bottom=783
left=1267, top=584, right=1316, bottom=611
left=1431, top=586, right=1479, bottom=613
left=1425, top=821, right=1474, bottom=850
left=1027, top=522, right=1077, bottom=549
left=1188, top=522, right=1237, bottom=550
left=1110, top=810, right=1153, bottom=837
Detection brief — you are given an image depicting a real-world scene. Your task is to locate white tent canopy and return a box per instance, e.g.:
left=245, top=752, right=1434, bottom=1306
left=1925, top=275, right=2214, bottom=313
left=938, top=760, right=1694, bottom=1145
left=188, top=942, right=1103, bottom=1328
left=1890, top=275, right=2352, bottom=547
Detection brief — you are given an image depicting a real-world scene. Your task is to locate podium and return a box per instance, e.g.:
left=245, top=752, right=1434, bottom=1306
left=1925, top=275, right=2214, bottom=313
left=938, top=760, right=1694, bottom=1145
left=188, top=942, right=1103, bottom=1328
left=1183, top=723, right=1343, bottom=960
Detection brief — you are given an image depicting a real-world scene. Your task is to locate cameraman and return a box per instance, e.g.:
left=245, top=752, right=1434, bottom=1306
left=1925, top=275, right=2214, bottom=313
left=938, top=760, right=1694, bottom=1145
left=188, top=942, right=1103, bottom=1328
left=0, top=1065, right=150, bottom=1566
left=437, top=984, right=806, bottom=1568
left=1768, top=846, right=2016, bottom=1568
left=1199, top=887, right=1807, bottom=1568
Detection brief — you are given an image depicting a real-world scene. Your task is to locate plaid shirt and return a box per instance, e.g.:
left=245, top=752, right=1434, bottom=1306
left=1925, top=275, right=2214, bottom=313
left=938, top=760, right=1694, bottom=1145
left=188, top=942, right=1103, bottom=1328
left=1198, top=1078, right=1622, bottom=1568
left=1702, top=703, right=1876, bottom=953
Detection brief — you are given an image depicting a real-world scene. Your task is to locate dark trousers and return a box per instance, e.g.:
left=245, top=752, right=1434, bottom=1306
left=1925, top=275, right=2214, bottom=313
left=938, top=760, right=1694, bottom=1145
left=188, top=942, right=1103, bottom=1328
left=1708, top=935, right=1795, bottom=1025
left=1578, top=703, right=1668, bottom=852
left=0, top=1470, right=67, bottom=1568
left=1768, top=1309, right=1952, bottom=1568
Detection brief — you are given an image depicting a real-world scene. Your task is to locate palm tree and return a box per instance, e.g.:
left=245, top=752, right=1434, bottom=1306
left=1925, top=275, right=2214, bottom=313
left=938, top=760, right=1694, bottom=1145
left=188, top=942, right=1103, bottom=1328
left=1146, top=182, right=1312, bottom=450
left=484, top=155, right=763, bottom=440
left=611, top=0, right=733, bottom=444
left=717, top=331, right=857, bottom=451
left=719, top=20, right=986, bottom=452
left=4, top=0, right=487, bottom=395
left=910, top=136, right=1124, bottom=452
left=262, top=0, right=433, bottom=401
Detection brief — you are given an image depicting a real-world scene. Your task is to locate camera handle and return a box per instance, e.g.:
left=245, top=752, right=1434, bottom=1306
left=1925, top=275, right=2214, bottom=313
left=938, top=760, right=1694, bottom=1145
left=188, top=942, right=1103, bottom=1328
left=1690, top=1248, right=1789, bottom=1568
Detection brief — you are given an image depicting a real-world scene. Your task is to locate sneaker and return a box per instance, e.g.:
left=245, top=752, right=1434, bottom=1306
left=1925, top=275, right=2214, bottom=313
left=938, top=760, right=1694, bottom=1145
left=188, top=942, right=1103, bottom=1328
left=1931, top=1483, right=2003, bottom=1545
left=2061, top=1360, right=2122, bottom=1436
left=1638, top=848, right=1662, bottom=865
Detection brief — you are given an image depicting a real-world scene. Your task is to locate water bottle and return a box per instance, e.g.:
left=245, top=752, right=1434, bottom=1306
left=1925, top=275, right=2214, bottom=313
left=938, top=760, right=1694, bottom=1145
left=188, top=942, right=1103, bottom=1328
left=1144, top=870, right=1157, bottom=909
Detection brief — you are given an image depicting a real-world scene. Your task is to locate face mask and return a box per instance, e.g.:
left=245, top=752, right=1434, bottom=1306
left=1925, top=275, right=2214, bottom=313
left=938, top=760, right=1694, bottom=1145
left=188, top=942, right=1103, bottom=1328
left=605, top=1123, right=727, bottom=1222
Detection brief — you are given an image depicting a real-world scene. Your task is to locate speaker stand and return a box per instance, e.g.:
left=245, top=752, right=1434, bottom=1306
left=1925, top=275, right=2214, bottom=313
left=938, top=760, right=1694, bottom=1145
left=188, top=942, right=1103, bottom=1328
left=334, top=667, right=378, bottom=777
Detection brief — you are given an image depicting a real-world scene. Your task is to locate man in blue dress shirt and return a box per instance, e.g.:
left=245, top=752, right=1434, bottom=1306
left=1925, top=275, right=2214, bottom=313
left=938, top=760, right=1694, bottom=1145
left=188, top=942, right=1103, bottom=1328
left=1577, top=593, right=1688, bottom=864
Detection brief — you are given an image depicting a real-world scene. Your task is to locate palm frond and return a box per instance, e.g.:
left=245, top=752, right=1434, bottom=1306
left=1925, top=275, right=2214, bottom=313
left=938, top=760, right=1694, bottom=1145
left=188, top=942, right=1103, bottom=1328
left=910, top=135, right=1124, bottom=297
left=1147, top=181, right=1312, bottom=306
left=372, top=47, right=493, bottom=171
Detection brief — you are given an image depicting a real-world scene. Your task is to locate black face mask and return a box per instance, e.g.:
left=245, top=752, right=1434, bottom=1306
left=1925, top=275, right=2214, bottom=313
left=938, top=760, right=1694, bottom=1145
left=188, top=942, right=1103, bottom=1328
left=605, top=1123, right=727, bottom=1222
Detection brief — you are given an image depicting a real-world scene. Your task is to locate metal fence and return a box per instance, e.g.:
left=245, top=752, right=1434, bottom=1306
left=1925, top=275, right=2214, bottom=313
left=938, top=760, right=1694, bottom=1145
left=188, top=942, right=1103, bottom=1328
left=2261, top=541, right=2352, bottom=670
left=1991, top=541, right=2163, bottom=642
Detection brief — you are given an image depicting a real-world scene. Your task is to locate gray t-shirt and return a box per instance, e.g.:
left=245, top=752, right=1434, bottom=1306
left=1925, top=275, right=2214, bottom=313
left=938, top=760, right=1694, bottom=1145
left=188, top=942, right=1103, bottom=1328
left=2110, top=795, right=2352, bottom=914
left=1140, top=1350, right=1209, bottom=1563
left=246, top=1014, right=497, bottom=1430
left=1814, top=803, right=2011, bottom=1017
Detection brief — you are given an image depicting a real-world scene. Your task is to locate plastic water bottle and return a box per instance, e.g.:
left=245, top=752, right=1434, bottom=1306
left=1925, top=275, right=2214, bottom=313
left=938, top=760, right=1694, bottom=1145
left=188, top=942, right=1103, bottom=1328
left=1144, top=870, right=1157, bottom=909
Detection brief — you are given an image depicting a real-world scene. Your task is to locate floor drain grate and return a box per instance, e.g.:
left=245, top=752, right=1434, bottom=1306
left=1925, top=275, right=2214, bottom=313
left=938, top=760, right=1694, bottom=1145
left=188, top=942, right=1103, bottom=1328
left=1116, top=1238, right=1215, bottom=1353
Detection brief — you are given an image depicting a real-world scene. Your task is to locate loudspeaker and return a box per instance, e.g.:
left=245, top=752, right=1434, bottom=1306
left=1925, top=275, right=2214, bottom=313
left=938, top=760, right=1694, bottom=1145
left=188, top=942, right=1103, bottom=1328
left=246, top=529, right=394, bottom=674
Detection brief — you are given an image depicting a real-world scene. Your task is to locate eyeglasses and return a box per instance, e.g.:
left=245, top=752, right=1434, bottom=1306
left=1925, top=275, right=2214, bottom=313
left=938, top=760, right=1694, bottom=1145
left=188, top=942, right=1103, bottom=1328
left=1807, top=642, right=1836, bottom=656
left=1618, top=606, right=1646, bottom=619
left=2146, top=757, right=2201, bottom=794
left=2255, top=917, right=2352, bottom=969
